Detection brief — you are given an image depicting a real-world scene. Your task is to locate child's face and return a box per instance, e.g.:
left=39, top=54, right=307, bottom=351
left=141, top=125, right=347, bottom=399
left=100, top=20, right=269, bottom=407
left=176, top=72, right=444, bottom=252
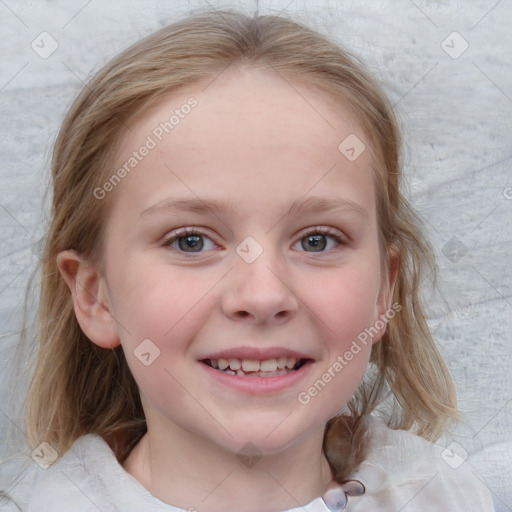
left=100, top=67, right=391, bottom=455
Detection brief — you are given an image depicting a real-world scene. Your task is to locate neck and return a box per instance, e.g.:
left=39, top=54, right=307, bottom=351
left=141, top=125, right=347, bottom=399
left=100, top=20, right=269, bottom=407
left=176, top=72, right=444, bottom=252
left=123, top=421, right=334, bottom=512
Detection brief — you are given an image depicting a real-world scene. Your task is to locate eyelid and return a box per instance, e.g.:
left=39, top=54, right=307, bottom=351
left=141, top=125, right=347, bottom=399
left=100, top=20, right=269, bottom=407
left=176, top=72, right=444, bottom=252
left=161, top=227, right=219, bottom=250
left=296, top=226, right=348, bottom=245
left=163, top=226, right=212, bottom=239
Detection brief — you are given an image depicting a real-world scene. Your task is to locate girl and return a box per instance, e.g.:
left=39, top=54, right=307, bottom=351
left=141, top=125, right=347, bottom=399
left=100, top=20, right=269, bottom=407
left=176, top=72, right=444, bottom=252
left=23, top=8, right=494, bottom=512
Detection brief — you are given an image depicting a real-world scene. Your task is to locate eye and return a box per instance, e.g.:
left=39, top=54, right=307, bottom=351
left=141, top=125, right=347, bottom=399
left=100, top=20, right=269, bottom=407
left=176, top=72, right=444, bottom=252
left=162, top=227, right=218, bottom=254
left=162, top=226, right=347, bottom=255
left=293, top=227, right=347, bottom=253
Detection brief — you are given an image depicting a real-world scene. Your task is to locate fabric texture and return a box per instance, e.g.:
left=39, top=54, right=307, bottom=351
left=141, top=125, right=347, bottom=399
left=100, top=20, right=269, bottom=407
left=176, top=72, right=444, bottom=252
left=26, top=416, right=495, bottom=512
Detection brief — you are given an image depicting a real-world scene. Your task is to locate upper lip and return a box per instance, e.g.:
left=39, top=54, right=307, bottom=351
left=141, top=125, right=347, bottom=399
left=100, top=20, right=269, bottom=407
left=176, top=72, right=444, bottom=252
left=199, top=346, right=314, bottom=361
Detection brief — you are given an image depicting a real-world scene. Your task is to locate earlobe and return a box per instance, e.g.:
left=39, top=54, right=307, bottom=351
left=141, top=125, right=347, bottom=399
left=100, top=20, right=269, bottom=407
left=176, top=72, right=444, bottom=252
left=56, top=250, right=120, bottom=349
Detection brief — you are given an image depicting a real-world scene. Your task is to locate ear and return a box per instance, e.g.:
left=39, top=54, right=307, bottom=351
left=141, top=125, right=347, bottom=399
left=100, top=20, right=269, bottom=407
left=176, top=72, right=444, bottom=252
left=372, top=244, right=400, bottom=345
left=56, top=250, right=120, bottom=349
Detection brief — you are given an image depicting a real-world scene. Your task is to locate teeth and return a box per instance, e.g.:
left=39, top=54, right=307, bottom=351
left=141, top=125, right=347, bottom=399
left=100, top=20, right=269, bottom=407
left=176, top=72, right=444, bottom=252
left=286, top=357, right=297, bottom=369
left=206, top=356, right=303, bottom=374
left=276, top=357, right=288, bottom=369
left=229, top=358, right=241, bottom=370
left=260, top=359, right=277, bottom=372
left=241, top=359, right=260, bottom=372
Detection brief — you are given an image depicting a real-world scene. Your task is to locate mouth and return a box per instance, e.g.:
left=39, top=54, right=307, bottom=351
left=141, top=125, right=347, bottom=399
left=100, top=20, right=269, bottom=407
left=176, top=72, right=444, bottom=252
left=201, top=357, right=310, bottom=378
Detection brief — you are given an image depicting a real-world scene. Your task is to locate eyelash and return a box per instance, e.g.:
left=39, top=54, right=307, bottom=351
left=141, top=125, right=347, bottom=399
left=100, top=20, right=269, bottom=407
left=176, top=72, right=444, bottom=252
left=301, top=226, right=347, bottom=245
left=161, top=226, right=347, bottom=257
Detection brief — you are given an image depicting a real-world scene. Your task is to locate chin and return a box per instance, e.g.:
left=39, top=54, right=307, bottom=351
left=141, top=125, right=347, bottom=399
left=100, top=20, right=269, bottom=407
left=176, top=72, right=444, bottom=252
left=219, top=419, right=324, bottom=458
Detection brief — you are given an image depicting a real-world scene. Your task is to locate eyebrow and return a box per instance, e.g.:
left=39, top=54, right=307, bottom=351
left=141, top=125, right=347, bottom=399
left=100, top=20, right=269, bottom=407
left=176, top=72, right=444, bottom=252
left=140, top=195, right=368, bottom=220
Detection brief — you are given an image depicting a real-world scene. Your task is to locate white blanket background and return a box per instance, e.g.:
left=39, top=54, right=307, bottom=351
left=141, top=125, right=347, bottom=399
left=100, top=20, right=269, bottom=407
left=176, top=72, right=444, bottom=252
left=0, top=1, right=511, bottom=510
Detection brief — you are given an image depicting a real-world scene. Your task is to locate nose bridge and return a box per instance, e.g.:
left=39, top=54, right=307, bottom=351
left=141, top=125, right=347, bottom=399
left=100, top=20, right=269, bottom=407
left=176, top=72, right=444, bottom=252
left=221, top=237, right=298, bottom=323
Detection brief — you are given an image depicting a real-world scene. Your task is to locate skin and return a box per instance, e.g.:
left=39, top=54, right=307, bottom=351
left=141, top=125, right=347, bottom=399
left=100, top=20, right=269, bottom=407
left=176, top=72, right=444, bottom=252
left=57, top=65, right=398, bottom=512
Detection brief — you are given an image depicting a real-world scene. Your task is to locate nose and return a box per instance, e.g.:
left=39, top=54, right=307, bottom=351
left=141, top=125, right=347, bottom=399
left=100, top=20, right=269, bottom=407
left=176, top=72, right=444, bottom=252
left=221, top=248, right=299, bottom=326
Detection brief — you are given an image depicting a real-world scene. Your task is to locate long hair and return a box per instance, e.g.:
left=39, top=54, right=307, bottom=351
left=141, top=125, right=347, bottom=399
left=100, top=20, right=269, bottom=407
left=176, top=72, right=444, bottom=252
left=23, top=9, right=457, bottom=479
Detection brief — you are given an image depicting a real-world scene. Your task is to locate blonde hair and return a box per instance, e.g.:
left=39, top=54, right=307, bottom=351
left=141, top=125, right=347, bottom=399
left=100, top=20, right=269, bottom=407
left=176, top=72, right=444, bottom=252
left=24, top=9, right=457, bottom=479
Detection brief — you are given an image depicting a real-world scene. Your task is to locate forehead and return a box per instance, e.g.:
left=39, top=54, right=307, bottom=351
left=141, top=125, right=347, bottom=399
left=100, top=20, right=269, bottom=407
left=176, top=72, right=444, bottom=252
left=109, top=66, right=376, bottom=220
left=122, top=66, right=366, bottom=155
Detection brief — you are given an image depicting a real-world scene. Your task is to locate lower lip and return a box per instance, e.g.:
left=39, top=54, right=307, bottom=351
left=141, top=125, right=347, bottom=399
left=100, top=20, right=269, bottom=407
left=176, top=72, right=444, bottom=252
left=199, top=360, right=314, bottom=394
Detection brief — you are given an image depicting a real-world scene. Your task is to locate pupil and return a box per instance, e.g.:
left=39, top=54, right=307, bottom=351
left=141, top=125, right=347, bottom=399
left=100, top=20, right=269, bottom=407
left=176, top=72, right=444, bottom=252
left=179, top=235, right=203, bottom=252
left=177, top=234, right=327, bottom=252
left=303, top=234, right=326, bottom=252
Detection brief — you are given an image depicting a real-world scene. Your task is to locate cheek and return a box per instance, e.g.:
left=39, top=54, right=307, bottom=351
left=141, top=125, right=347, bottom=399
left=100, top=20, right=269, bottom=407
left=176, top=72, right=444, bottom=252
left=304, top=266, right=379, bottom=345
left=298, top=275, right=376, bottom=414
left=297, top=264, right=379, bottom=410
left=111, top=263, right=214, bottom=402
left=110, top=261, right=212, bottom=343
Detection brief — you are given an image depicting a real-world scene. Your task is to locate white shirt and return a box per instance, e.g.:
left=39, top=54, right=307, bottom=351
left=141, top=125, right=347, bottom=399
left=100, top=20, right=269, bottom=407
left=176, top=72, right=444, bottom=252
left=26, top=416, right=495, bottom=511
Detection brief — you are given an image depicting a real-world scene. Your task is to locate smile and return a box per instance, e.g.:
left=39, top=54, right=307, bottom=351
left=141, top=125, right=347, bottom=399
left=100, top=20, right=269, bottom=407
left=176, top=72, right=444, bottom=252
left=202, top=357, right=308, bottom=377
